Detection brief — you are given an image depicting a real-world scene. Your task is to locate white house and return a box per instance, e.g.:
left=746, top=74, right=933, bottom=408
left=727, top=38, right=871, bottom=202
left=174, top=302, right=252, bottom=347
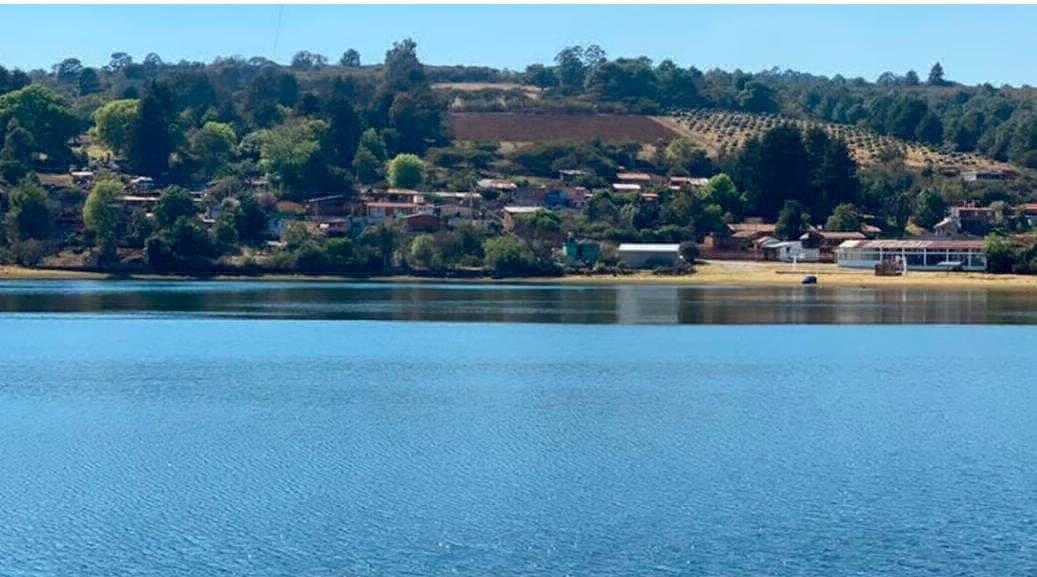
left=617, top=243, right=682, bottom=268
left=760, top=239, right=820, bottom=263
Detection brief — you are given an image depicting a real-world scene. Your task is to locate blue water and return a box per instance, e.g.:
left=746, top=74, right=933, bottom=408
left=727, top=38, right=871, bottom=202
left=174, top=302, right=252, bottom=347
left=2, top=315, right=1036, bottom=576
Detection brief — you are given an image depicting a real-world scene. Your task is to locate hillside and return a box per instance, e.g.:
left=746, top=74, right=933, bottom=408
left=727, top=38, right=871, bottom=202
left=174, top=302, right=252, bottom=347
left=659, top=110, right=1015, bottom=173
left=450, top=112, right=678, bottom=144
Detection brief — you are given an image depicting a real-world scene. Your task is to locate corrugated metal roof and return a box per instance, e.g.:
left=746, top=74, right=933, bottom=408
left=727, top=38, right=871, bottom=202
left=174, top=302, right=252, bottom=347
left=502, top=206, right=541, bottom=214
left=617, top=243, right=681, bottom=252
left=837, top=239, right=985, bottom=250
left=616, top=172, right=653, bottom=181
left=612, top=183, right=642, bottom=191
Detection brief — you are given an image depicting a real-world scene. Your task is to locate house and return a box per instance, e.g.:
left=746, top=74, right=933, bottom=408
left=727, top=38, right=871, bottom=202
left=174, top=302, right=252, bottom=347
left=440, top=203, right=476, bottom=220
left=558, top=169, right=587, bottom=182
left=375, top=188, right=426, bottom=204
left=119, top=195, right=160, bottom=211
left=363, top=201, right=433, bottom=221
left=403, top=213, right=441, bottom=233
left=617, top=243, right=682, bottom=268
left=835, top=239, right=987, bottom=271
left=543, top=189, right=568, bottom=208
left=962, top=170, right=1015, bottom=183
left=801, top=229, right=867, bottom=260
left=950, top=203, right=994, bottom=235
left=760, top=239, right=820, bottom=263
left=563, top=187, right=590, bottom=209
left=314, top=217, right=350, bottom=237
left=612, top=183, right=642, bottom=193
left=861, top=224, right=883, bottom=239
left=501, top=206, right=542, bottom=232
left=717, top=222, right=777, bottom=251
left=563, top=238, right=600, bottom=266
left=512, top=186, right=548, bottom=206
left=616, top=172, right=653, bottom=184
left=1021, top=204, right=1037, bottom=227
left=129, top=176, right=155, bottom=192
left=268, top=201, right=307, bottom=237
left=477, top=179, right=518, bottom=193
left=428, top=191, right=480, bottom=205
left=305, top=194, right=349, bottom=217
left=668, top=176, right=709, bottom=191
left=70, top=171, right=95, bottom=187
left=933, top=217, right=961, bottom=237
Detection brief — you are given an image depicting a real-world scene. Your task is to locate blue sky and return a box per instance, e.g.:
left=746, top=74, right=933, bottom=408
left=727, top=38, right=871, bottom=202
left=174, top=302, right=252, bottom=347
left=0, top=5, right=1035, bottom=86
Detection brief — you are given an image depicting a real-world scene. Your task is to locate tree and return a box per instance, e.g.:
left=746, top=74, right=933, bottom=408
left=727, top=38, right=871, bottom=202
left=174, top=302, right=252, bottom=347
left=326, top=86, right=365, bottom=162
left=4, top=179, right=50, bottom=242
left=388, top=91, right=445, bottom=154
left=78, top=67, right=101, bottom=96
left=928, top=62, right=946, bottom=86
left=0, top=85, right=78, bottom=167
left=915, top=112, right=944, bottom=145
left=339, top=49, right=361, bottom=67
left=190, top=121, right=237, bottom=178
left=483, top=235, right=536, bottom=276
left=128, top=82, right=174, bottom=177
left=234, top=194, right=268, bottom=244
left=554, top=46, right=586, bottom=92
left=904, top=70, right=920, bottom=86
left=257, top=119, right=331, bottom=196
left=387, top=153, right=424, bottom=189
left=524, top=64, right=557, bottom=88
left=353, top=146, right=380, bottom=184
left=83, top=178, right=124, bottom=261
left=359, top=128, right=388, bottom=161
left=147, top=216, right=216, bottom=272
left=678, top=241, right=699, bottom=266
left=154, top=186, right=197, bottom=229
left=913, top=188, right=948, bottom=229
left=984, top=234, right=1017, bottom=273
left=409, top=234, right=443, bottom=270
left=803, top=130, right=859, bottom=220
left=290, top=51, right=328, bottom=71
left=53, top=58, right=83, bottom=84
left=666, top=137, right=712, bottom=176
left=775, top=200, right=810, bottom=240
left=92, top=99, right=139, bottom=157
left=824, top=203, right=861, bottom=232
left=384, top=38, right=426, bottom=90
left=697, top=173, right=744, bottom=218
left=0, top=118, right=34, bottom=183
left=106, top=52, right=133, bottom=73
left=735, top=126, right=810, bottom=219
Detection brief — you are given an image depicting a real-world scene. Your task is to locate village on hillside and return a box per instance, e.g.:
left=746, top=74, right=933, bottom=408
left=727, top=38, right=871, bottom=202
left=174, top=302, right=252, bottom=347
left=4, top=41, right=1037, bottom=279
left=3, top=159, right=1030, bottom=279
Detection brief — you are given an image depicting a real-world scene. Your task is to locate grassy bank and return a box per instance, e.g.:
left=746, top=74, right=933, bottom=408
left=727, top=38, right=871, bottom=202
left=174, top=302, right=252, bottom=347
left=3, top=261, right=1037, bottom=290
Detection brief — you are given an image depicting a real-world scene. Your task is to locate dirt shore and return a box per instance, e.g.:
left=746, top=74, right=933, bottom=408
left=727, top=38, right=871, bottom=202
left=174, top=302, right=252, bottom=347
left=2, top=261, right=1037, bottom=290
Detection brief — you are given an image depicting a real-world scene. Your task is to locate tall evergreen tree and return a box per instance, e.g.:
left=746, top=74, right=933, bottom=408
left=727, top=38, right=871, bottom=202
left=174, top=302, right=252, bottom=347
left=128, top=82, right=174, bottom=178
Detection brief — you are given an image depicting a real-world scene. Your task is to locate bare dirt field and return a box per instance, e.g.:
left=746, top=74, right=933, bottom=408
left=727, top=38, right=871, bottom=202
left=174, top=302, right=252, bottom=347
left=450, top=112, right=679, bottom=143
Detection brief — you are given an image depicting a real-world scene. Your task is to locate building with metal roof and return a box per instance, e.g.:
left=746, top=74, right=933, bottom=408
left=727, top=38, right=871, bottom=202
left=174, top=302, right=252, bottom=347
left=835, top=239, right=987, bottom=272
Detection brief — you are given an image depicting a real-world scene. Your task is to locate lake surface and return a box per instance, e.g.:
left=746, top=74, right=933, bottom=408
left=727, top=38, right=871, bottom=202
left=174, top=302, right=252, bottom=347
left=2, top=282, right=1037, bottom=576
left=1, top=279, right=1037, bottom=323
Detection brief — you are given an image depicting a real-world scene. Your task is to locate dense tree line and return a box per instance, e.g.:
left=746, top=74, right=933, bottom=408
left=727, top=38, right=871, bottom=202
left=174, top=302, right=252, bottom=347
left=0, top=40, right=449, bottom=198
left=513, top=49, right=1037, bottom=169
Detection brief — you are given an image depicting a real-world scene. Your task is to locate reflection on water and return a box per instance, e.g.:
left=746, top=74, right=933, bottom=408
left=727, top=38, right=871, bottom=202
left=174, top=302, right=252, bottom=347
left=0, top=280, right=1031, bottom=324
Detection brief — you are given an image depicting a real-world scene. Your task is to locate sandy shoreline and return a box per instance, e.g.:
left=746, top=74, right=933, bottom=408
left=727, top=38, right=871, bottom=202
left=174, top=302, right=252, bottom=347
left=3, top=261, right=1037, bottom=291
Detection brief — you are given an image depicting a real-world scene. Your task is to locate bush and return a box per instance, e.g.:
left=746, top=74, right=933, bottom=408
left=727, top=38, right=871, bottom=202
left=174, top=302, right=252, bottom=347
left=483, top=235, right=536, bottom=276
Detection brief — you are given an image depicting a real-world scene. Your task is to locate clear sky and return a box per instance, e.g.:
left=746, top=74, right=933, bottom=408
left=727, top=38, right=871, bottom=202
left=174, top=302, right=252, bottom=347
left=0, top=4, right=1035, bottom=86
